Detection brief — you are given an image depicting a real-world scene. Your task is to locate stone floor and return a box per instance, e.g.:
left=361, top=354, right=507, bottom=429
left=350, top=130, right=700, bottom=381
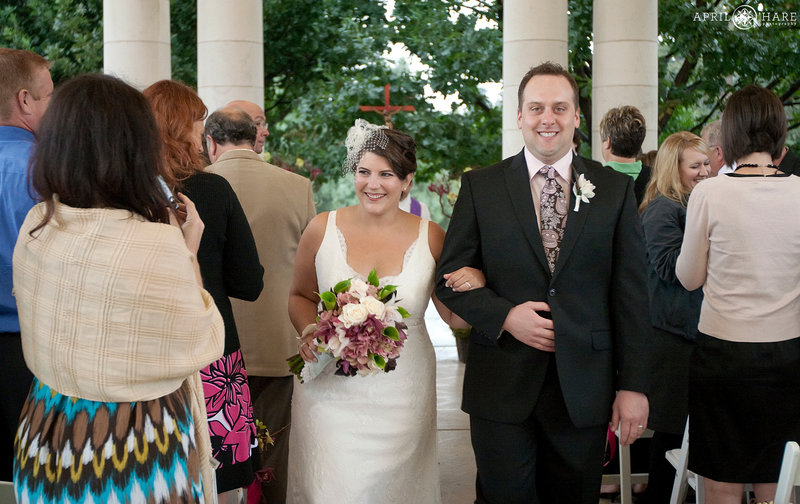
left=427, top=303, right=476, bottom=504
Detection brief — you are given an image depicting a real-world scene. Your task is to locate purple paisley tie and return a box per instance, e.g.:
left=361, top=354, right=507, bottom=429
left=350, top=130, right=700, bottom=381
left=539, top=165, right=568, bottom=272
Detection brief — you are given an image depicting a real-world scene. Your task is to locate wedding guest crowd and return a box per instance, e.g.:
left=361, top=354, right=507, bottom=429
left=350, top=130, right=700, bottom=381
left=2, top=46, right=798, bottom=504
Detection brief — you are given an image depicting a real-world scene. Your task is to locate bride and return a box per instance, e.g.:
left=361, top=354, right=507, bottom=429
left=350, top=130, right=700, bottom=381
left=286, top=120, right=481, bottom=503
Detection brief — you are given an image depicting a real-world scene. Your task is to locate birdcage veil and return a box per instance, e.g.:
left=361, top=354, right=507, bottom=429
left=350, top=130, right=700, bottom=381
left=342, top=119, right=390, bottom=173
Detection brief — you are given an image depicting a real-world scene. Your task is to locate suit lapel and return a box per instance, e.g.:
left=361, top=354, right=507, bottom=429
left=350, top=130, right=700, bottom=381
left=504, top=151, right=550, bottom=273
left=551, top=155, right=591, bottom=280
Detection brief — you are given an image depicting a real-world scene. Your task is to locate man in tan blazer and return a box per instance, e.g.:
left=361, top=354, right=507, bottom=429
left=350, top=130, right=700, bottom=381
left=205, top=106, right=315, bottom=504
left=225, top=99, right=270, bottom=154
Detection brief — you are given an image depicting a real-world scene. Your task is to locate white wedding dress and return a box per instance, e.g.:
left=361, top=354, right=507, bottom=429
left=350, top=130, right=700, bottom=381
left=287, top=211, right=442, bottom=504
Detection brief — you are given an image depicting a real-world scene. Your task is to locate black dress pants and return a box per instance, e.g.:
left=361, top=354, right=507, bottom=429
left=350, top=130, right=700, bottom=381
left=470, top=356, right=607, bottom=504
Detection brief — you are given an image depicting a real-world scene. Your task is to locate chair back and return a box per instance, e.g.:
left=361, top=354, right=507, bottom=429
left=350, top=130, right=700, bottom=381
left=774, top=441, right=800, bottom=504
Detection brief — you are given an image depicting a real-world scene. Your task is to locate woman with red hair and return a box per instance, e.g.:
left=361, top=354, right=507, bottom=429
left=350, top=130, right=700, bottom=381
left=144, top=80, right=264, bottom=502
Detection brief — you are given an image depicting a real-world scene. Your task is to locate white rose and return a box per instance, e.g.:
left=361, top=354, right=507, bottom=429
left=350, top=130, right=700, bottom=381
left=350, top=278, right=370, bottom=299
left=340, top=303, right=368, bottom=328
left=360, top=296, right=385, bottom=318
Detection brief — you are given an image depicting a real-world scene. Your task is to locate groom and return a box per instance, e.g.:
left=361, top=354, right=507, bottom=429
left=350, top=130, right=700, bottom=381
left=435, top=62, right=652, bottom=504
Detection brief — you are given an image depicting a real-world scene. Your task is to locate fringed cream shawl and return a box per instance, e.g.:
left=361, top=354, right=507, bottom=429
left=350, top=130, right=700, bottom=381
left=13, top=201, right=224, bottom=503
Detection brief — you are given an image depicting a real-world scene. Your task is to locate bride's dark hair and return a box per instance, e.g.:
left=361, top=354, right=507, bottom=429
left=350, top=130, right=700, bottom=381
left=370, top=129, right=417, bottom=179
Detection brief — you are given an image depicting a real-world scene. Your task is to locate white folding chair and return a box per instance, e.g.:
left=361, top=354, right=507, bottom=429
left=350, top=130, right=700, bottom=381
left=774, top=441, right=800, bottom=504
left=666, top=419, right=757, bottom=504
left=0, top=481, right=14, bottom=503
left=665, top=419, right=704, bottom=504
left=601, top=429, right=652, bottom=504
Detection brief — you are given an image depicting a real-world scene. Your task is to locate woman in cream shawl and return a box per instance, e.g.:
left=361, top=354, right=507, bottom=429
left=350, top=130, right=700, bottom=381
left=12, top=74, right=223, bottom=503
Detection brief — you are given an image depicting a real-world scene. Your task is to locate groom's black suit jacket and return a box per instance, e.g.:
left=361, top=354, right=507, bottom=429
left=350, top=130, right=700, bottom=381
left=436, top=151, right=651, bottom=428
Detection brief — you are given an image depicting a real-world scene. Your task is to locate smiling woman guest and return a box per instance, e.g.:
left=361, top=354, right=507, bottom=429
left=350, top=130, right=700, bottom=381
left=638, top=132, right=709, bottom=503
left=676, top=86, right=800, bottom=504
left=286, top=119, right=481, bottom=503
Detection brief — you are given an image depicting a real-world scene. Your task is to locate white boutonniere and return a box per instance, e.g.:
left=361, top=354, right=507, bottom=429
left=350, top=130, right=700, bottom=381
left=572, top=174, right=595, bottom=212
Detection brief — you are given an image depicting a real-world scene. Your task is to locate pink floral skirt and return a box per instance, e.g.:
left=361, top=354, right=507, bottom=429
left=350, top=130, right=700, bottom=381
left=201, top=349, right=258, bottom=492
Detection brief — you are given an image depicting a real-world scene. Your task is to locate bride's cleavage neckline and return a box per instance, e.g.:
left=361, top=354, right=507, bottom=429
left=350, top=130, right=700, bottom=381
left=334, top=219, right=419, bottom=281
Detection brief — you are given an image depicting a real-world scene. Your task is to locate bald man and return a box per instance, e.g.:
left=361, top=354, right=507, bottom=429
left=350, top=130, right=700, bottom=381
left=700, top=120, right=731, bottom=176
left=225, top=100, right=269, bottom=154
left=205, top=107, right=315, bottom=503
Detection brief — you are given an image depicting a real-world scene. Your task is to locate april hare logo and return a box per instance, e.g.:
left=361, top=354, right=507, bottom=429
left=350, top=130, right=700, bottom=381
left=732, top=4, right=758, bottom=29
left=693, top=3, right=797, bottom=30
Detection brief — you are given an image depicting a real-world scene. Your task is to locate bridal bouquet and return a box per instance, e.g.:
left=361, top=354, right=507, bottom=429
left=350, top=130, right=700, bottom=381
left=287, top=269, right=410, bottom=383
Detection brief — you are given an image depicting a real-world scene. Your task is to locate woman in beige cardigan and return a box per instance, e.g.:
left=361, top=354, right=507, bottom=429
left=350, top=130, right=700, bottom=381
left=676, top=86, right=800, bottom=504
left=12, top=74, right=224, bottom=503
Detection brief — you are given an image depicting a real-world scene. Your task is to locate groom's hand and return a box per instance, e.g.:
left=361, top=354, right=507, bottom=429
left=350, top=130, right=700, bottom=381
left=611, top=390, right=649, bottom=446
left=502, top=301, right=555, bottom=352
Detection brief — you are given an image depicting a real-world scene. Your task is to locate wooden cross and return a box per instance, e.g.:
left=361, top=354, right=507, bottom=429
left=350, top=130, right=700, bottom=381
left=359, top=84, right=415, bottom=128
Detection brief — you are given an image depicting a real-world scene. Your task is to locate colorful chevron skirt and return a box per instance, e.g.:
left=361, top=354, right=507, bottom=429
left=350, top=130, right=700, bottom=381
left=13, top=378, right=205, bottom=503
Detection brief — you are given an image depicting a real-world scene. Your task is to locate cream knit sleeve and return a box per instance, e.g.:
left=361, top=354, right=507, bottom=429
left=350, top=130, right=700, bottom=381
left=676, top=186, right=710, bottom=291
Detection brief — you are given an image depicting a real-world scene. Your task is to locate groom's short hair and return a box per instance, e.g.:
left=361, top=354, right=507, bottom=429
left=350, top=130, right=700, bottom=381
left=517, top=61, right=580, bottom=112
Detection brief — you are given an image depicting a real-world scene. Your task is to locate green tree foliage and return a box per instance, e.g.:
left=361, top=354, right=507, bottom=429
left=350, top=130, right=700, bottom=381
left=0, top=0, right=102, bottom=84
left=262, top=0, right=502, bottom=187
left=3, top=0, right=798, bottom=190
left=656, top=0, right=800, bottom=145
left=568, top=0, right=595, bottom=152
left=567, top=0, right=800, bottom=147
left=170, top=0, right=197, bottom=86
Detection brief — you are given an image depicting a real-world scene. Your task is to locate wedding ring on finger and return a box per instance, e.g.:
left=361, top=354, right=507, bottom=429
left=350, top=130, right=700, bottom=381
left=465, top=281, right=472, bottom=290
left=637, top=425, right=644, bottom=430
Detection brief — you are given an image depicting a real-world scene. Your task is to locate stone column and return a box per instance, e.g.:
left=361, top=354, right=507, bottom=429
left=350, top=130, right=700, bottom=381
left=592, top=0, right=658, bottom=161
left=502, top=0, right=569, bottom=158
left=197, top=0, right=264, bottom=113
left=103, top=0, right=171, bottom=90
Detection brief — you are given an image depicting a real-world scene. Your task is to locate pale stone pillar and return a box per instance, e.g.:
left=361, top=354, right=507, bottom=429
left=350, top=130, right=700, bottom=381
left=103, top=0, right=171, bottom=90
left=197, top=0, right=264, bottom=113
left=502, top=0, right=569, bottom=158
left=592, top=0, right=658, bottom=161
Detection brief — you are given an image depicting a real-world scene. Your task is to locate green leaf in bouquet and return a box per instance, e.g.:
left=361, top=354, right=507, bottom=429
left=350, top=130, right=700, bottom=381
left=397, top=306, right=411, bottom=319
left=372, top=354, right=386, bottom=370
left=318, top=291, right=337, bottom=311
left=383, top=326, right=400, bottom=341
left=378, top=285, right=397, bottom=300
left=367, top=268, right=380, bottom=287
left=333, top=278, right=351, bottom=293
